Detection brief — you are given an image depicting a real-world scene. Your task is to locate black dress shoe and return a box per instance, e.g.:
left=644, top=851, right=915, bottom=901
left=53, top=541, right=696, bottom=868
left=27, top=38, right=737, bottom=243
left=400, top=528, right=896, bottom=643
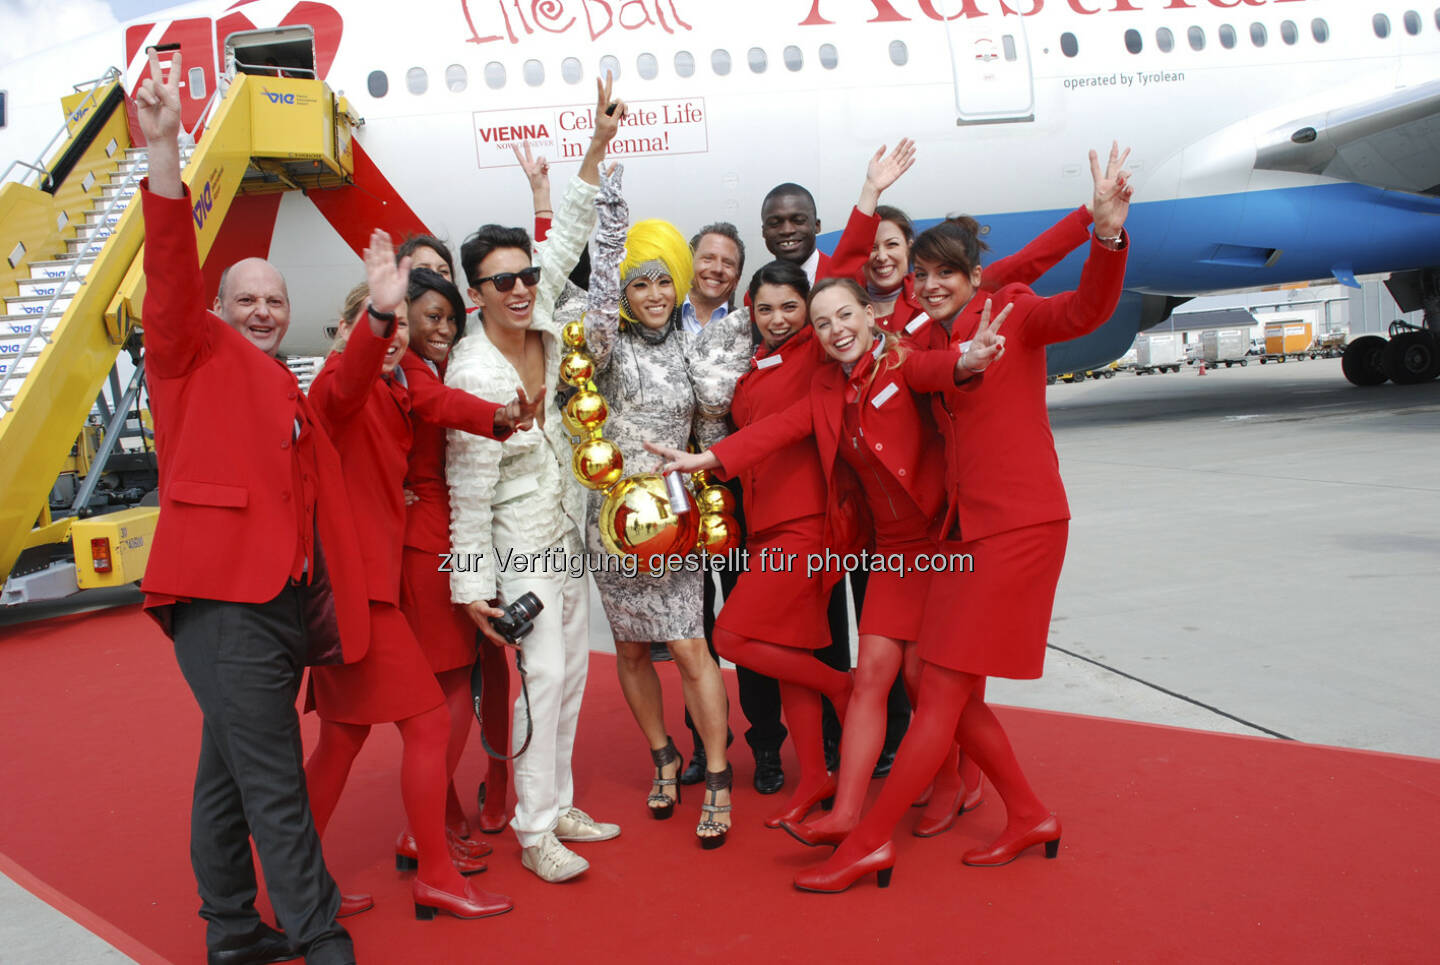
left=208, top=924, right=299, bottom=965
left=753, top=749, right=785, bottom=795
left=679, top=744, right=707, bottom=786
left=872, top=745, right=898, bottom=779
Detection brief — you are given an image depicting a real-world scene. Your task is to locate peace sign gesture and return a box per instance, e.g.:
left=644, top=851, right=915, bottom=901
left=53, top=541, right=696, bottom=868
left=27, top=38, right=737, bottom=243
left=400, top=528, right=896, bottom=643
left=500, top=384, right=547, bottom=433
left=956, top=298, right=1010, bottom=379
left=135, top=48, right=182, bottom=144
left=1088, top=141, right=1134, bottom=240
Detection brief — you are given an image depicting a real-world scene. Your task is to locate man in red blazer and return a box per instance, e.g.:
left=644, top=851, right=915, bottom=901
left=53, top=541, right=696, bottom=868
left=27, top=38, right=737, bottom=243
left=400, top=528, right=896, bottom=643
left=136, top=52, right=360, bottom=965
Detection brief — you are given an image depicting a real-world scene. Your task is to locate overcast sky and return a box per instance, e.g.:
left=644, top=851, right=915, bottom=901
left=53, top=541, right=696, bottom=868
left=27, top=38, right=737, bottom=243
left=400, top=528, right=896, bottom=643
left=0, top=0, right=184, bottom=62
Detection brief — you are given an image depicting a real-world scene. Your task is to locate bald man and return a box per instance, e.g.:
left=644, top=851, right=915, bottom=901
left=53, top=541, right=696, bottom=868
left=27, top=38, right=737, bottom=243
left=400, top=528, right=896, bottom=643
left=136, top=51, right=367, bottom=965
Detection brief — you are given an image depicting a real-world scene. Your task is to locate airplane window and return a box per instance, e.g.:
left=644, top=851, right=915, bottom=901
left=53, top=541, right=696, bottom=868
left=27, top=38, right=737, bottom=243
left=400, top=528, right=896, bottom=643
left=1280, top=20, right=1298, bottom=44
left=1124, top=29, right=1142, bottom=54
left=1002, top=35, right=1018, bottom=61
left=523, top=60, right=544, bottom=86
left=1250, top=22, right=1267, bottom=46
left=748, top=47, right=768, bottom=73
left=1311, top=18, right=1330, bottom=43
left=1061, top=32, right=1079, bottom=57
left=484, top=62, right=506, bottom=89
left=637, top=52, right=659, bottom=79
left=1373, top=13, right=1391, bottom=37
left=1219, top=24, right=1237, bottom=49
left=562, top=57, right=583, bottom=84
left=367, top=70, right=388, bottom=98
left=188, top=67, right=207, bottom=100
left=1156, top=27, right=1174, bottom=52
left=819, top=43, right=839, bottom=69
left=446, top=64, right=467, bottom=92
left=599, top=55, right=621, bottom=80
left=784, top=45, right=804, bottom=70
left=712, top=49, right=732, bottom=76
left=1188, top=26, right=1205, bottom=50
left=675, top=51, right=696, bottom=77
left=0, top=91, right=6, bottom=129
left=1404, top=10, right=1421, bottom=34
left=407, top=68, right=428, bottom=95
left=889, top=40, right=908, bottom=66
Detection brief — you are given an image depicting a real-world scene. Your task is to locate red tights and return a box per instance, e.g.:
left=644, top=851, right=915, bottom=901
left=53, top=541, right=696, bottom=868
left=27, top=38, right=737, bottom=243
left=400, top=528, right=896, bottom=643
left=437, top=641, right=511, bottom=830
left=305, top=703, right=466, bottom=892
left=715, top=628, right=851, bottom=817
left=823, top=661, right=1047, bottom=864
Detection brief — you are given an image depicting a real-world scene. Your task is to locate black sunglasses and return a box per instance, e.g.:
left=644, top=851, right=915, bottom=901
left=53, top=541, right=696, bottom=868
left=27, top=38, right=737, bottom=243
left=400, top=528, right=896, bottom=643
left=474, top=266, right=541, bottom=292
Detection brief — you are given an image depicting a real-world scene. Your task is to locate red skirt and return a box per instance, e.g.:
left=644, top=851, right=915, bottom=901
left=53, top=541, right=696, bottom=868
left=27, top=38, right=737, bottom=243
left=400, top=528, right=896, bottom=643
left=309, top=601, right=446, bottom=725
left=856, top=538, right=938, bottom=641
left=917, top=520, right=1069, bottom=679
left=399, top=546, right=478, bottom=673
left=714, top=516, right=829, bottom=650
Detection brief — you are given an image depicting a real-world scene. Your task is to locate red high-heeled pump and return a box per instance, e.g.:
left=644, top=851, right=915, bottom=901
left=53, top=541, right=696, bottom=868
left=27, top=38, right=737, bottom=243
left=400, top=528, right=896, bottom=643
left=962, top=814, right=1061, bottom=867
left=395, top=829, right=492, bottom=870
left=778, top=817, right=850, bottom=848
left=913, top=780, right=984, bottom=837
left=477, top=767, right=510, bottom=834
left=793, top=842, right=895, bottom=893
left=764, top=775, right=837, bottom=829
left=412, top=879, right=513, bottom=920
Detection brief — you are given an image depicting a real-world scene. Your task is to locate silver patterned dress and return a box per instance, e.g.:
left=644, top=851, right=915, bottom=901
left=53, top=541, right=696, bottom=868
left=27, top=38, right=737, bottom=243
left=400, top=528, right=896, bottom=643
left=581, top=168, right=750, bottom=642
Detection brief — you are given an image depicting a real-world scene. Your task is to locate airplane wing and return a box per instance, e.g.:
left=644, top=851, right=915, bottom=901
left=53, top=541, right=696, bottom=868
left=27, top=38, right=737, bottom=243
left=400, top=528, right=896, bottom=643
left=1255, top=79, right=1440, bottom=196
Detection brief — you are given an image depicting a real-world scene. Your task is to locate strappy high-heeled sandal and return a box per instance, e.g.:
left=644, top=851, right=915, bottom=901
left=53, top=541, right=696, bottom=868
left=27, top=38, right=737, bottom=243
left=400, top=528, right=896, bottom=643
left=648, top=737, right=681, bottom=820
left=696, top=764, right=733, bottom=850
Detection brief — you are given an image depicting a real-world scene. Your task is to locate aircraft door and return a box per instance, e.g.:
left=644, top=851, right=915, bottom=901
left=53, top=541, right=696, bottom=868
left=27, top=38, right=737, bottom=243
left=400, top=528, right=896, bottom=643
left=942, top=8, right=1036, bottom=125
left=124, top=18, right=220, bottom=138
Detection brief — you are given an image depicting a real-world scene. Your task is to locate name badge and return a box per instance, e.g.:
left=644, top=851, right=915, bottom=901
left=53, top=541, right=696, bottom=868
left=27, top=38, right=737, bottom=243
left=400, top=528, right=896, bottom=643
left=870, top=383, right=899, bottom=408
left=905, top=313, right=931, bottom=334
left=756, top=354, right=782, bottom=369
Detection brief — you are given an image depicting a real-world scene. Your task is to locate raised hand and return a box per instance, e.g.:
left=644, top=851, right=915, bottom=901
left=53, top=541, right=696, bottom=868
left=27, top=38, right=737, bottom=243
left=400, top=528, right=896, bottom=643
left=1088, top=141, right=1134, bottom=240
left=363, top=228, right=410, bottom=317
left=511, top=141, right=552, bottom=215
left=592, top=74, right=629, bottom=147
left=957, top=299, right=1011, bottom=378
left=642, top=440, right=718, bottom=474
left=859, top=138, right=917, bottom=214
left=502, top=384, right=546, bottom=432
left=135, top=48, right=182, bottom=145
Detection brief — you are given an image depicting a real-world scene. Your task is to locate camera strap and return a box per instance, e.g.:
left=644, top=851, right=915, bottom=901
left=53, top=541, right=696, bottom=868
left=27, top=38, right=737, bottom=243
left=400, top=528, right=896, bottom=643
left=471, top=646, right=533, bottom=761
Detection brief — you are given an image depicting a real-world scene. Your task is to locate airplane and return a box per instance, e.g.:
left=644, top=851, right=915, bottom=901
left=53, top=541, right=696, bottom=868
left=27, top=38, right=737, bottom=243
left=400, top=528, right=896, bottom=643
left=2, top=0, right=1439, bottom=385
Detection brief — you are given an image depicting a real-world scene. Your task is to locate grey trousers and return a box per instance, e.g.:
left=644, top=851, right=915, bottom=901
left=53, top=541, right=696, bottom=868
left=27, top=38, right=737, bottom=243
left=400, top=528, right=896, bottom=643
left=171, top=586, right=354, bottom=965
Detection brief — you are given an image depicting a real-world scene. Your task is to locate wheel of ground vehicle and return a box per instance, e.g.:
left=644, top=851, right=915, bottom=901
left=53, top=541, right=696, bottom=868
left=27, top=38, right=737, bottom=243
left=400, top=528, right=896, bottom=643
left=1381, top=331, right=1439, bottom=384
left=1341, top=335, right=1389, bottom=386
left=1224, top=361, right=1233, bottom=368
left=1240, top=359, right=1248, bottom=367
left=1103, top=370, right=1115, bottom=379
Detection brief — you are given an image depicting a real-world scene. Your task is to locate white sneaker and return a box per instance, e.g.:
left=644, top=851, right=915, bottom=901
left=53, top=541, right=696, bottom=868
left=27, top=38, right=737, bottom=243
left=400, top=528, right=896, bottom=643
left=554, top=806, right=621, bottom=843
left=522, top=832, right=590, bottom=883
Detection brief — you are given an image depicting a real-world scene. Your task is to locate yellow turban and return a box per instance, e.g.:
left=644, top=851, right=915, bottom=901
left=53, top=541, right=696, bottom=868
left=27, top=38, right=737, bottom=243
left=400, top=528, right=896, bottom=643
left=619, top=219, right=693, bottom=326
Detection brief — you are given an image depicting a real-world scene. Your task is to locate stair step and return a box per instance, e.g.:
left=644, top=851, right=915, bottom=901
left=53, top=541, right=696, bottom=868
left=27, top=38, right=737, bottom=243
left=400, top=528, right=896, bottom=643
left=81, top=209, right=125, bottom=228
left=16, top=277, right=82, bottom=297
left=3, top=293, right=73, bottom=315
left=1, top=319, right=61, bottom=350
left=29, top=258, right=96, bottom=280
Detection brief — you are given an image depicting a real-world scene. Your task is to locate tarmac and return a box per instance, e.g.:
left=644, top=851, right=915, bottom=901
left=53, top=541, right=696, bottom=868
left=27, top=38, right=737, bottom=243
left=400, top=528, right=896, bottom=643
left=3, top=354, right=1438, bottom=963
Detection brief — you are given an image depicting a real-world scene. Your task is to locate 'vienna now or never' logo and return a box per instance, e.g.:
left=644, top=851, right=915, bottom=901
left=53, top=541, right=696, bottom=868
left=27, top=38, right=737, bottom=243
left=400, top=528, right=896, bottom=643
left=261, top=88, right=318, bottom=107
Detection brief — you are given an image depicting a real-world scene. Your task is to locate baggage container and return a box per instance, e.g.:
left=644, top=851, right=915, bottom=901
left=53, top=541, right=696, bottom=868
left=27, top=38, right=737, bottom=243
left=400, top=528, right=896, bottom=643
left=1201, top=328, right=1249, bottom=365
left=1265, top=320, right=1313, bottom=356
left=1136, top=332, right=1183, bottom=372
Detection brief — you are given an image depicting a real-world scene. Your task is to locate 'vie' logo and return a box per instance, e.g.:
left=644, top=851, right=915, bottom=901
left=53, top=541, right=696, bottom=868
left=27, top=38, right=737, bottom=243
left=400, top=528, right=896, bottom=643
left=262, top=89, right=297, bottom=104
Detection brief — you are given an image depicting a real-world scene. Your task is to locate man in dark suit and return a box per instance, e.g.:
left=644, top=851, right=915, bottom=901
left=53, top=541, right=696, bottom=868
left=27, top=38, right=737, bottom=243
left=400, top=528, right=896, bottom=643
left=136, top=51, right=364, bottom=965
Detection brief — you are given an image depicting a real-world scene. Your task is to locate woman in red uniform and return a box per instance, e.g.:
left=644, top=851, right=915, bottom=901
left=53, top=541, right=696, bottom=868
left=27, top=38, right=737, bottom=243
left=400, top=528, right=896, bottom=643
left=395, top=267, right=513, bottom=871
left=792, top=145, right=1134, bottom=893
left=303, top=234, right=529, bottom=920
left=647, top=279, right=1006, bottom=838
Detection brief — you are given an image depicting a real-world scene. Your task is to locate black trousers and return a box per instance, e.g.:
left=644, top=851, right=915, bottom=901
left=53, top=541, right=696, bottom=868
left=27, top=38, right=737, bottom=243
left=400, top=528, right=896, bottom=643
left=818, top=570, right=912, bottom=750
left=171, top=586, right=353, bottom=965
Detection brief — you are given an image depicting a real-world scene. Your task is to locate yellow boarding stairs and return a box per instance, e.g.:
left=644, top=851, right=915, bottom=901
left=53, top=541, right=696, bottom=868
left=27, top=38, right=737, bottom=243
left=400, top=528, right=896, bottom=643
left=0, top=67, right=357, bottom=604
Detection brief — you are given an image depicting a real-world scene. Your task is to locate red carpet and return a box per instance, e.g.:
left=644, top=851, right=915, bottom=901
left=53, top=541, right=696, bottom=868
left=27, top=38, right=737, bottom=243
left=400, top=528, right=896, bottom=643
left=1, top=604, right=1437, bottom=963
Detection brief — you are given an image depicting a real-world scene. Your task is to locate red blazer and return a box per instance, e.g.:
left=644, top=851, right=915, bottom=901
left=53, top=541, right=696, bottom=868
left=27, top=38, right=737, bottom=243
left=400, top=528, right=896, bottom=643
left=933, top=235, right=1129, bottom=543
left=712, top=343, right=961, bottom=577
left=308, top=324, right=412, bottom=606
left=830, top=206, right=1095, bottom=334
left=399, top=350, right=506, bottom=554
left=138, top=184, right=369, bottom=661
left=728, top=327, right=830, bottom=534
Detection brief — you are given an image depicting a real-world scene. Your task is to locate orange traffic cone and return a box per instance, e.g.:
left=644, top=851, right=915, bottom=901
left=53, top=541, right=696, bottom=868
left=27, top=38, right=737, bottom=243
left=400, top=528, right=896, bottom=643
left=1198, top=360, right=1207, bottom=375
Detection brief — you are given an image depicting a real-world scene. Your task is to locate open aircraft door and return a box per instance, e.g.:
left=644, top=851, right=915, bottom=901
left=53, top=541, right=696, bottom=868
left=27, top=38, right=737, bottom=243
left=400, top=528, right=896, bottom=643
left=942, top=7, right=1036, bottom=125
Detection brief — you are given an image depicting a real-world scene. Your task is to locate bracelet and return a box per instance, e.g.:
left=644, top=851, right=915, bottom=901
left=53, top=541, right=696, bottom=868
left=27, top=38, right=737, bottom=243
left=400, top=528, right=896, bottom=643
left=1095, top=230, right=1123, bottom=244
left=367, top=304, right=397, bottom=323
left=534, top=208, right=553, bottom=216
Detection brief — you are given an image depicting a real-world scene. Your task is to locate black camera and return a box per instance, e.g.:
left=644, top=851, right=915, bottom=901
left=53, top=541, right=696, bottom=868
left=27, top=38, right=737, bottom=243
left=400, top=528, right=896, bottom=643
left=491, top=591, right=543, bottom=645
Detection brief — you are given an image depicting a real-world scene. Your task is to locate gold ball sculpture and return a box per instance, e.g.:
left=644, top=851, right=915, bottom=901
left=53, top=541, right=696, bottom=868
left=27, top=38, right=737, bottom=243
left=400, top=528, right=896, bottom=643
left=599, top=473, right=699, bottom=571
left=572, top=437, right=624, bottom=491
left=561, top=318, right=587, bottom=349
left=560, top=351, right=595, bottom=387
left=564, top=389, right=608, bottom=435
left=696, top=511, right=742, bottom=556
left=695, top=484, right=736, bottom=516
